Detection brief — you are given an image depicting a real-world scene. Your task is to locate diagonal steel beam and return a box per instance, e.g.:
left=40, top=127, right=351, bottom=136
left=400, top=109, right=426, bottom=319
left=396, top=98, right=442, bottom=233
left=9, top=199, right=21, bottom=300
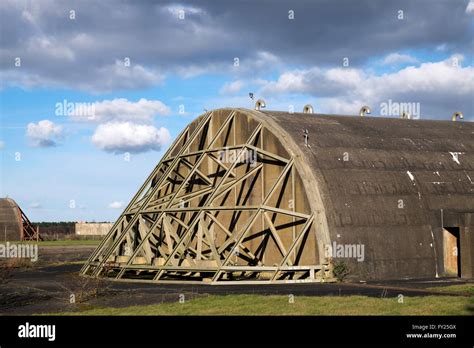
left=110, top=111, right=238, bottom=275
left=82, top=123, right=193, bottom=270
left=270, top=215, right=314, bottom=281
left=154, top=124, right=263, bottom=280
left=263, top=211, right=288, bottom=260
left=212, top=163, right=263, bottom=202
left=205, top=211, right=261, bottom=265
left=87, top=111, right=216, bottom=275
left=217, top=160, right=294, bottom=254
left=211, top=160, right=294, bottom=282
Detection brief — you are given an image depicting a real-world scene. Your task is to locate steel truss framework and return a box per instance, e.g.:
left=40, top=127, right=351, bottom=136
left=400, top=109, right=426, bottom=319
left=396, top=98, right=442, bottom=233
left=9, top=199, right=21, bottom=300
left=81, top=110, right=332, bottom=284
left=20, top=206, right=41, bottom=241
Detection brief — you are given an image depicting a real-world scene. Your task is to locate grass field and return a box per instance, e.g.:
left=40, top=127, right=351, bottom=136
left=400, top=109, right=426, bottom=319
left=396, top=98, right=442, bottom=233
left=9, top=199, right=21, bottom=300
left=53, top=294, right=474, bottom=316
left=426, top=284, right=474, bottom=294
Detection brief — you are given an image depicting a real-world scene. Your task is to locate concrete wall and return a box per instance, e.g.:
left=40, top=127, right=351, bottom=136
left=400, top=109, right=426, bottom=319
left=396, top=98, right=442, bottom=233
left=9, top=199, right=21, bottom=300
left=75, top=222, right=113, bottom=236
left=0, top=198, right=22, bottom=241
left=259, top=110, right=474, bottom=280
left=85, top=107, right=474, bottom=282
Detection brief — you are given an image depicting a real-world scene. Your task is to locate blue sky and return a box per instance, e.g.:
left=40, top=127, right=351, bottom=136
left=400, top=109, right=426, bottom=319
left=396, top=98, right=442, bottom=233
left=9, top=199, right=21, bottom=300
left=0, top=0, right=473, bottom=221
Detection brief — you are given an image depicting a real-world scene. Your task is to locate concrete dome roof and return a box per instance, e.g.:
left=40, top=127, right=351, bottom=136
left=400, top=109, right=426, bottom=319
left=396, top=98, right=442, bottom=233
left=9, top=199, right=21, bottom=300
left=83, top=108, right=474, bottom=283
left=0, top=198, right=22, bottom=241
left=250, top=109, right=474, bottom=279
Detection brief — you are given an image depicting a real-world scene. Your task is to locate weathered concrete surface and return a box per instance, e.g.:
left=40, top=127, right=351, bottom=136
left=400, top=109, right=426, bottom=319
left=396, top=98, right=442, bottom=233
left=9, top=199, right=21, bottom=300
left=0, top=198, right=22, bottom=241
left=84, top=108, right=473, bottom=282
left=256, top=110, right=474, bottom=280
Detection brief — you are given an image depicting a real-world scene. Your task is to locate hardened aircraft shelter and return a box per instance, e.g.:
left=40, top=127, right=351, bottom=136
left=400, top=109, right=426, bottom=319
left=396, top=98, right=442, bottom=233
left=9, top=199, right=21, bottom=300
left=81, top=106, right=474, bottom=284
left=0, top=198, right=40, bottom=241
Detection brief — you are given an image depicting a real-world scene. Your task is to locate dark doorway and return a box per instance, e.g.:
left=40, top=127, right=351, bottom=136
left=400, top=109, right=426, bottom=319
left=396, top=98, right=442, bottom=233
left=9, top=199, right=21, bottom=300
left=443, top=227, right=461, bottom=277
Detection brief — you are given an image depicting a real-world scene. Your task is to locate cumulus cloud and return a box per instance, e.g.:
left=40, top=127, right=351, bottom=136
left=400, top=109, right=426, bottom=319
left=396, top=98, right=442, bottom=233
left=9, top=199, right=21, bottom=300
left=164, top=4, right=206, bottom=17
left=92, top=122, right=171, bottom=153
left=466, top=0, right=474, bottom=14
left=26, top=119, right=63, bottom=147
left=29, top=202, right=42, bottom=209
left=220, top=80, right=245, bottom=95
left=259, top=55, right=474, bottom=118
left=86, top=61, right=164, bottom=93
left=108, top=201, right=124, bottom=209
left=1, top=1, right=472, bottom=92
left=381, top=53, right=418, bottom=66
left=69, top=98, right=170, bottom=123
left=2, top=60, right=164, bottom=94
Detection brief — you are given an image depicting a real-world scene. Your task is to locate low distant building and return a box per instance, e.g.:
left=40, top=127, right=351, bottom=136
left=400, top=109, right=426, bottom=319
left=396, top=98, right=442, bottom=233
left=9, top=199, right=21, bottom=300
left=75, top=222, right=113, bottom=236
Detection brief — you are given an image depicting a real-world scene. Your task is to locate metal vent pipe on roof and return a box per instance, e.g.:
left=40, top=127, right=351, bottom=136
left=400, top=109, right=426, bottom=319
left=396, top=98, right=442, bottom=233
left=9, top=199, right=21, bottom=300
left=303, top=104, right=314, bottom=114
left=255, top=99, right=266, bottom=111
left=359, top=106, right=371, bottom=117
left=452, top=111, right=463, bottom=122
left=401, top=111, right=411, bottom=119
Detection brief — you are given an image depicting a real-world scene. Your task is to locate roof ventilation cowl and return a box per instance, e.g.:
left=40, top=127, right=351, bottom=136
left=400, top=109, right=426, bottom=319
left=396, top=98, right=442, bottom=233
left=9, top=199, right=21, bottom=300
left=303, top=104, right=314, bottom=114
left=400, top=111, right=411, bottom=119
left=452, top=111, right=463, bottom=122
left=359, top=106, right=371, bottom=117
left=255, top=99, right=266, bottom=111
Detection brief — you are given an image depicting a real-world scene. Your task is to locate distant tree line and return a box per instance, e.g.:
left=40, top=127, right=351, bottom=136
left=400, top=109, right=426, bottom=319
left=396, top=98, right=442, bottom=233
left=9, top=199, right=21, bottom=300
left=32, top=222, right=75, bottom=236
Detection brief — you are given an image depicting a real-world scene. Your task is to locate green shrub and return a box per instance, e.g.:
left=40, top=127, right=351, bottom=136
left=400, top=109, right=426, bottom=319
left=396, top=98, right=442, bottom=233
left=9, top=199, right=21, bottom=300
left=332, top=261, right=350, bottom=282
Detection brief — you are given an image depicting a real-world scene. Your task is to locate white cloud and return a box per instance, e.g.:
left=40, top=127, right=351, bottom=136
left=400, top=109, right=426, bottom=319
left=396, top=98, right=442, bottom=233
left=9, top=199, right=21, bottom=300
left=29, top=202, right=42, bottom=209
left=175, top=63, right=221, bottom=79
left=108, top=201, right=124, bottom=209
left=1, top=60, right=164, bottom=94
left=87, top=60, right=164, bottom=93
left=1, top=1, right=472, bottom=94
left=261, top=67, right=364, bottom=97
left=261, top=69, right=307, bottom=95
left=220, top=80, right=245, bottom=95
left=163, top=4, right=206, bottom=17
left=369, top=55, right=472, bottom=94
left=436, top=44, right=447, bottom=51
left=466, top=0, right=474, bottom=14
left=259, top=55, right=474, bottom=117
left=319, top=98, right=368, bottom=115
left=0, top=140, right=4, bottom=149
left=250, top=51, right=280, bottom=70
left=92, top=122, right=171, bottom=153
left=173, top=51, right=280, bottom=79
left=70, top=98, right=171, bottom=123
left=26, top=119, right=63, bottom=147
left=381, top=53, right=418, bottom=66
left=27, top=35, right=75, bottom=61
